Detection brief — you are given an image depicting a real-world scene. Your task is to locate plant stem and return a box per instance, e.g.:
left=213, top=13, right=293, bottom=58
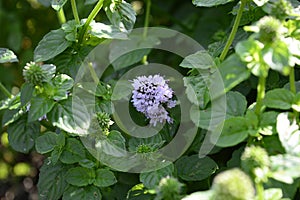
left=141, top=0, right=151, bottom=65
left=255, top=182, right=264, bottom=200
left=71, top=0, right=80, bottom=24
left=255, top=75, right=266, bottom=116
left=290, top=67, right=296, bottom=94
left=0, top=83, right=12, bottom=98
left=88, top=62, right=99, bottom=84
left=57, top=8, right=66, bottom=24
left=219, top=0, right=246, bottom=61
left=78, top=0, right=104, bottom=44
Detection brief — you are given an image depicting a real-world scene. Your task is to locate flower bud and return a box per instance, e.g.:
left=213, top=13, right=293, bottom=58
left=23, top=62, right=47, bottom=86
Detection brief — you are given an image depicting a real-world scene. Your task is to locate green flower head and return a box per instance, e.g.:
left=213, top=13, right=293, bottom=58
left=96, top=112, right=114, bottom=133
left=155, top=176, right=184, bottom=200
left=23, top=62, right=56, bottom=86
left=264, top=0, right=293, bottom=20
left=23, top=62, right=47, bottom=86
left=241, top=145, right=271, bottom=183
left=211, top=168, right=255, bottom=200
left=257, top=16, right=284, bottom=43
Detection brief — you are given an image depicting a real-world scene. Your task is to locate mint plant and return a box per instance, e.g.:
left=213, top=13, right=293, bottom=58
left=0, top=0, right=300, bottom=199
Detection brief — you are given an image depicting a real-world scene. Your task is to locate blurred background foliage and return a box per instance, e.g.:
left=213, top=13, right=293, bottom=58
left=0, top=0, right=235, bottom=199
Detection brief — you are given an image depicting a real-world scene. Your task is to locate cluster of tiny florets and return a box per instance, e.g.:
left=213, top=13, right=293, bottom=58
left=131, top=75, right=176, bottom=126
left=23, top=62, right=46, bottom=86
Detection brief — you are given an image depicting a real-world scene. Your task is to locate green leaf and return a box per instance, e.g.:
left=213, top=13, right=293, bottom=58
left=94, top=169, right=117, bottom=187
left=41, top=64, right=57, bottom=81
left=183, top=76, right=210, bottom=108
left=34, top=29, right=71, bottom=62
left=213, top=117, right=249, bottom=147
left=217, top=54, right=250, bottom=93
left=89, top=22, right=127, bottom=40
left=51, top=0, right=68, bottom=11
left=259, top=111, right=278, bottom=135
left=226, top=91, right=247, bottom=117
left=107, top=130, right=126, bottom=151
left=0, top=94, right=20, bottom=111
left=262, top=41, right=291, bottom=76
left=182, top=191, right=213, bottom=200
left=61, top=20, right=80, bottom=42
left=270, top=154, right=300, bottom=184
left=104, top=0, right=136, bottom=32
left=28, top=95, right=55, bottom=122
left=292, top=92, right=300, bottom=112
left=62, top=185, right=102, bottom=200
left=35, top=132, right=65, bottom=154
left=180, top=50, right=215, bottom=69
left=192, top=0, right=234, bottom=7
left=52, top=74, right=74, bottom=101
left=236, top=39, right=268, bottom=77
left=263, top=188, right=283, bottom=200
left=264, top=88, right=294, bottom=110
left=60, top=138, right=86, bottom=164
left=66, top=167, right=96, bottom=187
left=47, top=97, right=90, bottom=135
left=140, top=164, right=174, bottom=189
left=175, top=155, right=218, bottom=181
left=253, top=0, right=269, bottom=7
left=38, top=160, right=69, bottom=200
left=2, top=108, right=25, bottom=127
left=276, top=113, right=300, bottom=156
left=7, top=118, right=39, bottom=153
left=20, top=83, right=34, bottom=106
left=0, top=48, right=18, bottom=63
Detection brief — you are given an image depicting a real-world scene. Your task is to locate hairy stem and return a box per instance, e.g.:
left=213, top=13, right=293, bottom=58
left=141, top=0, right=151, bottom=64
left=57, top=8, right=66, bottom=24
left=78, top=0, right=104, bottom=44
left=71, top=0, right=80, bottom=24
left=219, top=0, right=246, bottom=61
left=0, top=83, right=12, bottom=98
left=255, top=75, right=266, bottom=116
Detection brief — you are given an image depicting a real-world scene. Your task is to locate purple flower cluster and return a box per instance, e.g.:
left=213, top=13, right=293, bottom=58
left=131, top=75, right=176, bottom=126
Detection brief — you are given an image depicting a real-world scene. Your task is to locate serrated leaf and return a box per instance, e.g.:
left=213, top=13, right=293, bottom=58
left=90, top=22, right=127, bottom=40
left=7, top=118, right=39, bottom=153
left=104, top=0, right=136, bottom=32
left=66, top=167, right=95, bottom=187
left=183, top=76, right=210, bottom=108
left=140, top=164, right=174, bottom=189
left=35, top=132, right=65, bottom=154
left=38, top=160, right=69, bottom=200
left=28, top=95, right=55, bottom=122
left=2, top=108, right=25, bottom=127
left=212, top=117, right=249, bottom=147
left=226, top=91, right=247, bottom=117
left=192, top=0, right=234, bottom=7
left=0, top=48, right=18, bottom=63
left=264, top=88, right=294, bottom=110
left=180, top=50, right=215, bottom=69
left=0, top=94, right=20, bottom=111
left=51, top=74, right=74, bottom=101
left=175, top=155, right=218, bottom=181
left=216, top=54, right=250, bottom=93
left=34, top=29, right=71, bottom=62
left=47, top=97, right=90, bottom=135
left=94, top=169, right=117, bottom=187
left=60, top=138, right=86, bottom=164
left=20, top=83, right=34, bottom=106
left=51, top=0, right=68, bottom=11
left=62, top=185, right=102, bottom=200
